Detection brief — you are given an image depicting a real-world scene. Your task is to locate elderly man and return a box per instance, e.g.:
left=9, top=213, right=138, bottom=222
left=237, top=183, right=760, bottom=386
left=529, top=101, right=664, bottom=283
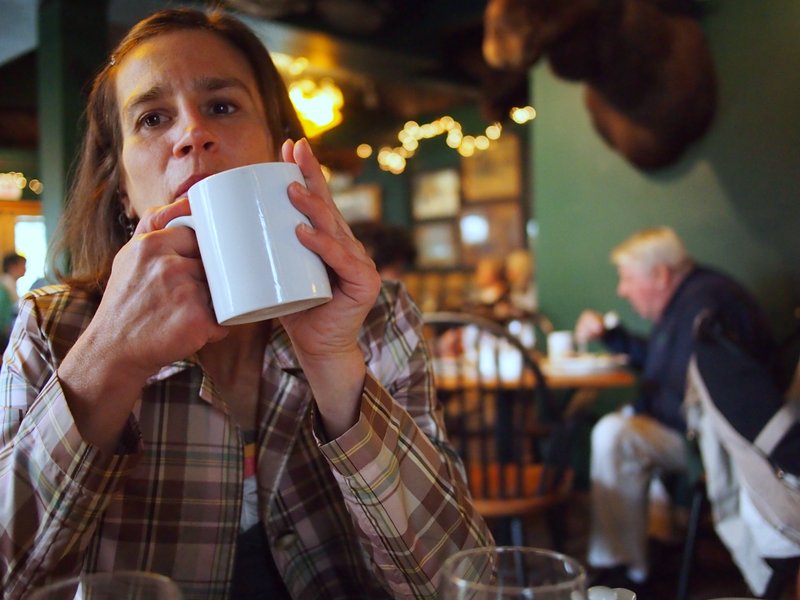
left=575, top=226, right=776, bottom=591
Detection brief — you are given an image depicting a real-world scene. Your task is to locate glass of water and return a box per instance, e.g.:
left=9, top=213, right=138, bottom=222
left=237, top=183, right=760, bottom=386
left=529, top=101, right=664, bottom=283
left=440, top=546, right=587, bottom=599
left=28, top=571, right=183, bottom=600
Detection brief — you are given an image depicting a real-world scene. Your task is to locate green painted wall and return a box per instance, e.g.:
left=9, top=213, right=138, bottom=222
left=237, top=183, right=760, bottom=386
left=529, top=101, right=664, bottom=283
left=0, top=149, right=38, bottom=180
left=533, top=0, right=800, bottom=341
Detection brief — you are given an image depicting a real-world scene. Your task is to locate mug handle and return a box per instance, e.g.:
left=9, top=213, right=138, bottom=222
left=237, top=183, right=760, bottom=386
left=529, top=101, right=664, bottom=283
left=164, top=215, right=195, bottom=231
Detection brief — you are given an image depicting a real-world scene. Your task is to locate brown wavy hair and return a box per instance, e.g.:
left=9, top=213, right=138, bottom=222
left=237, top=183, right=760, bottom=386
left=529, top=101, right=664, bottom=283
left=50, top=8, right=304, bottom=294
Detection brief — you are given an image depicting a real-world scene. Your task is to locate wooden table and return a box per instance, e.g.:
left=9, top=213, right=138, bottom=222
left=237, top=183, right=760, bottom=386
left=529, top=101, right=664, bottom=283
left=433, top=357, right=635, bottom=391
left=431, top=355, right=636, bottom=466
left=541, top=359, right=636, bottom=390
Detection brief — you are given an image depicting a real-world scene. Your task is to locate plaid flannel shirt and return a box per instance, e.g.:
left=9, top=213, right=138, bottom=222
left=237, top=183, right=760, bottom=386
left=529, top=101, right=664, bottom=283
left=0, top=281, right=491, bottom=599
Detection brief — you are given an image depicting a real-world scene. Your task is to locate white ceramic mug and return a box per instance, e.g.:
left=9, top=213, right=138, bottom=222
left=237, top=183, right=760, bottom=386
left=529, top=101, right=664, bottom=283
left=168, top=162, right=332, bottom=325
left=548, top=330, right=575, bottom=362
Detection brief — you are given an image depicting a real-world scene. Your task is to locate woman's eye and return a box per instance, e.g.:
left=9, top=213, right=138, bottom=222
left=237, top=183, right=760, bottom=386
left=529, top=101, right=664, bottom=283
left=141, top=113, right=163, bottom=128
left=211, top=102, right=236, bottom=115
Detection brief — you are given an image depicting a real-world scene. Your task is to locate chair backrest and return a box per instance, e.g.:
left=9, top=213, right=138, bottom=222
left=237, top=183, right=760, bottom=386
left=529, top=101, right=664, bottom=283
left=422, top=311, right=573, bottom=518
left=687, top=311, right=800, bottom=546
left=504, top=310, right=555, bottom=355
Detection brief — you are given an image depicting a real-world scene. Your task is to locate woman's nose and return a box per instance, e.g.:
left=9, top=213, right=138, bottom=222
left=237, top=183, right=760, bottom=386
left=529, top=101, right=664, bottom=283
left=173, top=113, right=217, bottom=157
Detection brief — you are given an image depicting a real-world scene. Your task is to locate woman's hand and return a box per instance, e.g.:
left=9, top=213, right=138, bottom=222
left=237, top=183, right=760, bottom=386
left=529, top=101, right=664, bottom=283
left=279, top=139, right=382, bottom=436
left=57, top=198, right=228, bottom=454
left=95, top=198, right=229, bottom=376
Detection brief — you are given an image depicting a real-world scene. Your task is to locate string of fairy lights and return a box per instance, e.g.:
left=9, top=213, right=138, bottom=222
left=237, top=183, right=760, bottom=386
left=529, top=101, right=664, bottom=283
left=0, top=171, right=43, bottom=201
left=355, top=106, right=537, bottom=175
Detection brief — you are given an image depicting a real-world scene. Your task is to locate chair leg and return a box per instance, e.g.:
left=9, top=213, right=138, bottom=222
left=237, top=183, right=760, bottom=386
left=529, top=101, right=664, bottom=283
left=546, top=505, right=567, bottom=553
left=676, top=486, right=705, bottom=600
left=510, top=517, right=526, bottom=547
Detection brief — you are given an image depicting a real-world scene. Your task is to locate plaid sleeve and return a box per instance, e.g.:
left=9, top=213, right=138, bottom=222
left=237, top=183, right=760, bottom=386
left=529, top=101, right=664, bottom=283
left=318, top=284, right=493, bottom=599
left=1, top=292, right=141, bottom=598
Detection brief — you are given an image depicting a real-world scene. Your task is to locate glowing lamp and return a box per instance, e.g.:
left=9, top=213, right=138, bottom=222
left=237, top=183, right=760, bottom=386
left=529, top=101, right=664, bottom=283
left=288, top=78, right=344, bottom=138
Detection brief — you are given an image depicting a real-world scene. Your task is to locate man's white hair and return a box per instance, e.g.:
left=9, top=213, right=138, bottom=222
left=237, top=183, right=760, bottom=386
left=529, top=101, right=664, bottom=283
left=610, top=226, right=693, bottom=275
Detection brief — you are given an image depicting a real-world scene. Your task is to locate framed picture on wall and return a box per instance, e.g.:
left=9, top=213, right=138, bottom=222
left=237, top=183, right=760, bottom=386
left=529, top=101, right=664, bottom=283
left=332, top=184, right=382, bottom=223
left=411, top=168, right=460, bottom=220
left=413, top=221, right=459, bottom=268
left=458, top=201, right=524, bottom=266
left=461, top=133, right=522, bottom=202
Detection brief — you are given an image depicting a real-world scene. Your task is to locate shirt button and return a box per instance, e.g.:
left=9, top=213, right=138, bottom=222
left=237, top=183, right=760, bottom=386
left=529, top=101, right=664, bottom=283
left=275, top=531, right=298, bottom=550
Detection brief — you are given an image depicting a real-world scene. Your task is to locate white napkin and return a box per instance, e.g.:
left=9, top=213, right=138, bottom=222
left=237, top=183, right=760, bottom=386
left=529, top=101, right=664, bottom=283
left=588, top=586, right=637, bottom=600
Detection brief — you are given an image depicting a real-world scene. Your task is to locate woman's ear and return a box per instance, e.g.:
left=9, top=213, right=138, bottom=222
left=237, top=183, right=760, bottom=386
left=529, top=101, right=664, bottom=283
left=118, top=187, right=135, bottom=219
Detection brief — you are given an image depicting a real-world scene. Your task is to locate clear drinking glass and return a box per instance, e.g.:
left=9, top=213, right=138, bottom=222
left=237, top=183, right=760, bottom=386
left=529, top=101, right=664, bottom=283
left=28, top=571, right=183, bottom=600
left=440, top=546, right=588, bottom=599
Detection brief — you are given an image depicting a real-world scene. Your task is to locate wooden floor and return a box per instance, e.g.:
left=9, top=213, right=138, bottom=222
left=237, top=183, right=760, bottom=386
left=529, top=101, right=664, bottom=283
left=514, top=492, right=795, bottom=600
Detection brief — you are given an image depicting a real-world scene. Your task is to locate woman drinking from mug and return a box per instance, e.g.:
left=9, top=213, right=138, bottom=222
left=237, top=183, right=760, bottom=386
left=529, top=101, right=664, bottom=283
left=0, top=8, right=491, bottom=599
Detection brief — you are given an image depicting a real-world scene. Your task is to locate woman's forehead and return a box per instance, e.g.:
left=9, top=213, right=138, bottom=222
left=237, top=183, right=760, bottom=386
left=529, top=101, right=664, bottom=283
left=114, top=29, right=260, bottom=107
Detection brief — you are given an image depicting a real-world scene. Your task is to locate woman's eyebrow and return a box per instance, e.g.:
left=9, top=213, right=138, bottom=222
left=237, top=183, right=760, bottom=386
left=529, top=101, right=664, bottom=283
left=122, top=84, right=167, bottom=121
left=121, top=76, right=256, bottom=123
left=196, top=76, right=255, bottom=99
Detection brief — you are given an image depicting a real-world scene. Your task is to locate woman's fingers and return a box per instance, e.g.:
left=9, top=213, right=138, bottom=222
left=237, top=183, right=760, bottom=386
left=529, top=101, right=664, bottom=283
left=135, top=197, right=191, bottom=234
left=281, top=138, right=379, bottom=311
left=295, top=222, right=373, bottom=281
left=284, top=138, right=356, bottom=241
left=291, top=138, right=328, bottom=198
left=127, top=198, right=202, bottom=260
left=281, top=138, right=295, bottom=163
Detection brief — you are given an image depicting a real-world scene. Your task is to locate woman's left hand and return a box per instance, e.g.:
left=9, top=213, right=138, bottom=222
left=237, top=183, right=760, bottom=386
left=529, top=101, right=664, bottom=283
left=279, top=138, right=382, bottom=436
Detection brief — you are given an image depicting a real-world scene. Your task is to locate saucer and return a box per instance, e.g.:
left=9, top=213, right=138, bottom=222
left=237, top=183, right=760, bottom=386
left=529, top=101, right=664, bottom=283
left=549, top=353, right=628, bottom=375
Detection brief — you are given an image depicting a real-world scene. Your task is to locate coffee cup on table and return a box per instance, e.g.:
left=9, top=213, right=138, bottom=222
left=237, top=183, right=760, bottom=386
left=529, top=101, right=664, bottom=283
left=547, top=330, right=575, bottom=363
left=167, top=162, right=332, bottom=325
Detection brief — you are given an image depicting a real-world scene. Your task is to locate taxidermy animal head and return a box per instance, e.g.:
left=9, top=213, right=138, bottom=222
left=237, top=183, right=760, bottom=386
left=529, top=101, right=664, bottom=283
left=483, top=0, right=717, bottom=170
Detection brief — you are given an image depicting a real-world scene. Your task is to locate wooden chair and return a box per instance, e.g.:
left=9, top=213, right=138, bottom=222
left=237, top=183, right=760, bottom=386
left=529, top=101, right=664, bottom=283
left=422, top=311, right=576, bottom=548
left=683, top=311, right=800, bottom=600
left=503, top=310, right=555, bottom=356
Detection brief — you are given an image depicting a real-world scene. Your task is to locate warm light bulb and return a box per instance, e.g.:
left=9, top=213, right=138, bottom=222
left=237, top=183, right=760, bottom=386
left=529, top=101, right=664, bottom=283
left=475, top=135, right=490, bottom=151
left=510, top=105, right=537, bottom=124
left=486, top=123, right=502, bottom=140
left=288, top=78, right=344, bottom=137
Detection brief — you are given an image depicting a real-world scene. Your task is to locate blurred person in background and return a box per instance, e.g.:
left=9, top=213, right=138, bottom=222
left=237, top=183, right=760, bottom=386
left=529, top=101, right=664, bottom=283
left=574, top=226, right=777, bottom=592
left=1, top=252, right=26, bottom=307
left=0, top=252, right=26, bottom=350
left=467, top=256, right=509, bottom=318
left=503, top=248, right=537, bottom=315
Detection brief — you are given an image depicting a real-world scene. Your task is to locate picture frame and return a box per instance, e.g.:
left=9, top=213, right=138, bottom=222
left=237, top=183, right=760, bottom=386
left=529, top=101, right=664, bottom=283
left=411, top=168, right=460, bottom=220
left=461, top=133, right=522, bottom=202
left=332, top=183, right=382, bottom=223
left=458, top=201, right=524, bottom=266
left=413, top=221, right=459, bottom=268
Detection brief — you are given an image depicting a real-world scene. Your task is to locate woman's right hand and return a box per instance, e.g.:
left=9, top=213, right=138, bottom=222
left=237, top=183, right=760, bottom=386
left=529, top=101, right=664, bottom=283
left=98, top=198, right=228, bottom=376
left=56, top=199, right=228, bottom=455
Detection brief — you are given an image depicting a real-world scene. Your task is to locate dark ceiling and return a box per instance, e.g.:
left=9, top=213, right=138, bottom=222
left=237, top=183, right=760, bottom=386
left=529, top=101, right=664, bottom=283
left=0, top=0, right=528, bottom=156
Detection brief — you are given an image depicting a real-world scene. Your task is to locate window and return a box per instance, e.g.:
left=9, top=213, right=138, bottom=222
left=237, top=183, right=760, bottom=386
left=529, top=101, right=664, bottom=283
left=14, top=216, right=47, bottom=294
